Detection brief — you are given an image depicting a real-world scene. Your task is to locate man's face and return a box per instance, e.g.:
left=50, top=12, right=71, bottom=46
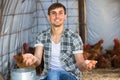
left=48, top=7, right=66, bottom=27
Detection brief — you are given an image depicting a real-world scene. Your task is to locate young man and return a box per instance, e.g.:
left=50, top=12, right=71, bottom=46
left=23, top=2, right=96, bottom=80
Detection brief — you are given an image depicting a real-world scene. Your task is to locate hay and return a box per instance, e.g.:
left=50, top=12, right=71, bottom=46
left=82, top=68, right=120, bottom=80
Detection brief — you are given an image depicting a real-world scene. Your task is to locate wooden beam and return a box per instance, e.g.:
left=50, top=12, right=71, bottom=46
left=78, top=0, right=86, bottom=43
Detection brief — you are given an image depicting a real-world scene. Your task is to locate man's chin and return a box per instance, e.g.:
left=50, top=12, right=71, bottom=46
left=53, top=24, right=62, bottom=27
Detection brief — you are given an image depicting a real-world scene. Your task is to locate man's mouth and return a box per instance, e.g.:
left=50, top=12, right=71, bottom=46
left=55, top=19, right=60, bottom=22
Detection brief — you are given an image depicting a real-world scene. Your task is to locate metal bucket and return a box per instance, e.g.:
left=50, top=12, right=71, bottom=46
left=11, top=68, right=36, bottom=80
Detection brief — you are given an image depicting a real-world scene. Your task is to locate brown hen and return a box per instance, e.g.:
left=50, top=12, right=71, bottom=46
left=13, top=53, right=36, bottom=69
left=111, top=38, right=120, bottom=68
left=13, top=42, right=44, bottom=75
left=83, top=39, right=104, bottom=60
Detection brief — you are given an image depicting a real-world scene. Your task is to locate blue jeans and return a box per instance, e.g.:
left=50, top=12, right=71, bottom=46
left=44, top=69, right=77, bottom=80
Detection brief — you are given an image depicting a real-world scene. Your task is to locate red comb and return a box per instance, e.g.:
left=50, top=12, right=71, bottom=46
left=13, top=55, right=17, bottom=60
left=113, top=38, right=119, bottom=44
left=99, top=39, right=104, bottom=43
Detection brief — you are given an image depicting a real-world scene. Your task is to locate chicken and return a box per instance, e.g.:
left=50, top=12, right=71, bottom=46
left=28, top=46, right=35, bottom=54
left=83, top=43, right=92, bottom=52
left=13, top=53, right=36, bottom=69
left=13, top=53, right=44, bottom=75
left=110, top=38, right=120, bottom=68
left=89, top=39, right=104, bottom=57
left=111, top=54, right=120, bottom=68
left=83, top=39, right=104, bottom=60
left=21, top=42, right=28, bottom=54
left=113, top=38, right=120, bottom=49
left=96, top=54, right=111, bottom=68
left=14, top=42, right=36, bottom=68
left=113, top=38, right=120, bottom=53
left=13, top=42, right=44, bottom=75
left=83, top=44, right=91, bottom=60
left=102, top=38, right=120, bottom=68
left=22, top=42, right=35, bottom=54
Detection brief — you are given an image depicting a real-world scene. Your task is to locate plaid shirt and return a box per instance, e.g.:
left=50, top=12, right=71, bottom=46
left=35, top=28, right=83, bottom=80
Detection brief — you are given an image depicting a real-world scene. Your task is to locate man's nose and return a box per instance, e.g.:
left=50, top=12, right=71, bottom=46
left=55, top=13, right=60, bottom=18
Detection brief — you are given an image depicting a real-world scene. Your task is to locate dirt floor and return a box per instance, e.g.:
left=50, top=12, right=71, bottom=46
left=82, top=68, right=120, bottom=80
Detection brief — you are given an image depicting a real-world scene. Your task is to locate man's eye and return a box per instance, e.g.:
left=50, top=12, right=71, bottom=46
left=59, top=12, right=64, bottom=15
left=51, top=12, right=56, bottom=15
left=50, top=11, right=64, bottom=15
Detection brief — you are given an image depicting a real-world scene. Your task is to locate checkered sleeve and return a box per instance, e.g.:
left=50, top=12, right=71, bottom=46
left=34, top=33, right=44, bottom=47
left=72, top=34, right=83, bottom=54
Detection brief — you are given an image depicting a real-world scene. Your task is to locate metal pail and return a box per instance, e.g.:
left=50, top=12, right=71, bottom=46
left=11, top=68, right=36, bottom=80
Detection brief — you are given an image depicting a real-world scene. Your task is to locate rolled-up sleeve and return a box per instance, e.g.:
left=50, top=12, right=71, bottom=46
left=72, top=34, right=83, bottom=54
left=34, top=33, right=44, bottom=47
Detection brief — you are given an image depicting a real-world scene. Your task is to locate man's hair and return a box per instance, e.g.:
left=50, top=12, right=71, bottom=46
left=48, top=3, right=66, bottom=15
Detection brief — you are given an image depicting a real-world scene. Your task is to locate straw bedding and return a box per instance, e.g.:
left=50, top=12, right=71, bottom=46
left=82, top=68, right=120, bottom=80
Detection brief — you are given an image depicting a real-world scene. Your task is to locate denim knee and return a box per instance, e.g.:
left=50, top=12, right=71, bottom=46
left=45, top=70, right=77, bottom=80
left=46, top=70, right=60, bottom=80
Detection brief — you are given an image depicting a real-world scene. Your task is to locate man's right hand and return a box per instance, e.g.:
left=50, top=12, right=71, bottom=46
left=22, top=53, right=37, bottom=66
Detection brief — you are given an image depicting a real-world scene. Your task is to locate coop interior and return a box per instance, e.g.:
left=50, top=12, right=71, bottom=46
left=0, top=0, right=120, bottom=80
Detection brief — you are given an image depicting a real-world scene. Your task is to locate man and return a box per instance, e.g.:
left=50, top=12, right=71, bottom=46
left=23, top=2, right=97, bottom=80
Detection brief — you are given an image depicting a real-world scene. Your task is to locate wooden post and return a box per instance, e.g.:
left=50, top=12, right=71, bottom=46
left=78, top=0, right=86, bottom=43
